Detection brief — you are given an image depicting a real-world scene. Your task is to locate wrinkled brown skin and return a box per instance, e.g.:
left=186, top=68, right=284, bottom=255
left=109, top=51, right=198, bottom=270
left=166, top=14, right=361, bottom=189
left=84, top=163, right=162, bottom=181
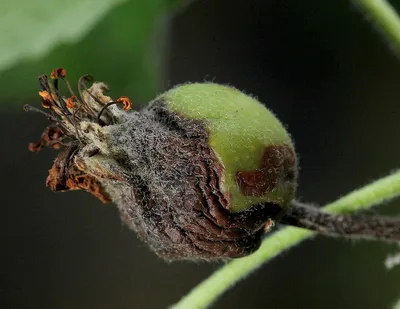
left=106, top=101, right=295, bottom=261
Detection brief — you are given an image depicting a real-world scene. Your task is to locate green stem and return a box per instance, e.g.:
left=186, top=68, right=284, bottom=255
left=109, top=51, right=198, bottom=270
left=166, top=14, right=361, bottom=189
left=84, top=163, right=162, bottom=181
left=393, top=296, right=400, bottom=309
left=171, top=171, right=400, bottom=309
left=353, top=0, right=400, bottom=53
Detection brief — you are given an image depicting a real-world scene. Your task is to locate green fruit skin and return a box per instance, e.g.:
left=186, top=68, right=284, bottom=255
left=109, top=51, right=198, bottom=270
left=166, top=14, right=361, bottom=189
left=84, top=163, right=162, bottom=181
left=159, top=83, right=297, bottom=213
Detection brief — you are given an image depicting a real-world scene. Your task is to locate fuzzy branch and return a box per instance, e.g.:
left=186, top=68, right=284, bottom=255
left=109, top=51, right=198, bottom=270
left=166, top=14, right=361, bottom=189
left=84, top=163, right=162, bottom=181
left=171, top=171, right=400, bottom=309
left=281, top=201, right=400, bottom=242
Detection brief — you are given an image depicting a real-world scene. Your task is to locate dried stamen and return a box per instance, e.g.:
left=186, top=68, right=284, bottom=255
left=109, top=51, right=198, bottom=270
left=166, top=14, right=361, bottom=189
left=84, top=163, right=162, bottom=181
left=26, top=68, right=133, bottom=153
left=77, top=75, right=97, bottom=117
left=38, top=75, right=70, bottom=117
left=28, top=140, right=45, bottom=152
left=38, top=91, right=53, bottom=109
left=79, top=75, right=112, bottom=112
left=97, top=96, right=133, bottom=122
left=51, top=68, right=85, bottom=115
left=24, top=104, right=65, bottom=127
left=117, top=96, right=132, bottom=111
left=38, top=75, right=52, bottom=94
left=50, top=68, right=67, bottom=79
left=28, top=126, right=65, bottom=152
left=50, top=71, right=71, bottom=116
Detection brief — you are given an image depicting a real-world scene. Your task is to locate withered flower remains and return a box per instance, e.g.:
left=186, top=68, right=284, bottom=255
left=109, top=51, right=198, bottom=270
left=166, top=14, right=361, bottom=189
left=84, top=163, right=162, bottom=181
left=26, top=68, right=298, bottom=261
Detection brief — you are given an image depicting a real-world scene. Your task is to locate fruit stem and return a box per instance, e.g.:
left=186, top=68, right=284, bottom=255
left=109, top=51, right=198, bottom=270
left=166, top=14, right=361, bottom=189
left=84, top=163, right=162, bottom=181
left=282, top=201, right=400, bottom=242
left=393, top=295, right=400, bottom=309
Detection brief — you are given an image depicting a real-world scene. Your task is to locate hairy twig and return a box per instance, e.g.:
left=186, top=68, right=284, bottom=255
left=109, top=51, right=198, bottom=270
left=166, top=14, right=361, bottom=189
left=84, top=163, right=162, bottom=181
left=281, top=201, right=400, bottom=242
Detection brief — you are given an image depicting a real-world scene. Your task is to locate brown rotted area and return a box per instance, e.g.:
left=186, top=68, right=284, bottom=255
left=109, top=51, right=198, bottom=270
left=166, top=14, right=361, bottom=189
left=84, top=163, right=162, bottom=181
left=116, top=101, right=284, bottom=261
left=235, top=144, right=296, bottom=197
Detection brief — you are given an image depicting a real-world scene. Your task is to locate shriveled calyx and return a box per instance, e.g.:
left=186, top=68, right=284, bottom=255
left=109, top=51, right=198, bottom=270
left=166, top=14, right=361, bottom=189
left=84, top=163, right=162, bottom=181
left=25, top=69, right=133, bottom=203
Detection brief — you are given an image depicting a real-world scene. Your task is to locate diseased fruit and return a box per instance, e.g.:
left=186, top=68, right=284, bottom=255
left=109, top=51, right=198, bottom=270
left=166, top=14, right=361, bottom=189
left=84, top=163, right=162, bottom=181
left=26, top=69, right=297, bottom=261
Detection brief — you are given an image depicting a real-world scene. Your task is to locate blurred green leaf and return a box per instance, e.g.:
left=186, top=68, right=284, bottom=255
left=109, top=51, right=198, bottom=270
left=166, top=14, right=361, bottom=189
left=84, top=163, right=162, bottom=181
left=0, top=0, right=189, bottom=108
left=0, top=0, right=126, bottom=73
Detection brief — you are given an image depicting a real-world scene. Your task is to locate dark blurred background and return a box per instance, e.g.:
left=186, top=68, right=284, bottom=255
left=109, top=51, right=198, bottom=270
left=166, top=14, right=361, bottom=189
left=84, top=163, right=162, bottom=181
left=2, top=0, right=400, bottom=308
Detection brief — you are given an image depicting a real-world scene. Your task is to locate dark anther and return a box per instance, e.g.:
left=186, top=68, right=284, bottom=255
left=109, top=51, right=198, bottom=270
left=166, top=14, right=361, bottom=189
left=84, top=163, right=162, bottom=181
left=39, top=75, right=51, bottom=93
left=50, top=68, right=67, bottom=79
left=50, top=73, right=71, bottom=116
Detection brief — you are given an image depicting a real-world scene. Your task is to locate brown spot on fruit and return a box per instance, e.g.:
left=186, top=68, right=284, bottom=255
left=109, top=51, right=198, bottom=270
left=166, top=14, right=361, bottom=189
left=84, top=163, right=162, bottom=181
left=235, top=144, right=296, bottom=196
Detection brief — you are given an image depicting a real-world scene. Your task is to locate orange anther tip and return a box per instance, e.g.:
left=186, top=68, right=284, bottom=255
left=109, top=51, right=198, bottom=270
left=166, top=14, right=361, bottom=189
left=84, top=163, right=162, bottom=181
left=41, top=99, right=51, bottom=109
left=39, top=91, right=52, bottom=108
left=38, top=90, right=49, bottom=98
left=28, top=141, right=43, bottom=152
left=66, top=96, right=77, bottom=109
left=117, top=96, right=132, bottom=111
